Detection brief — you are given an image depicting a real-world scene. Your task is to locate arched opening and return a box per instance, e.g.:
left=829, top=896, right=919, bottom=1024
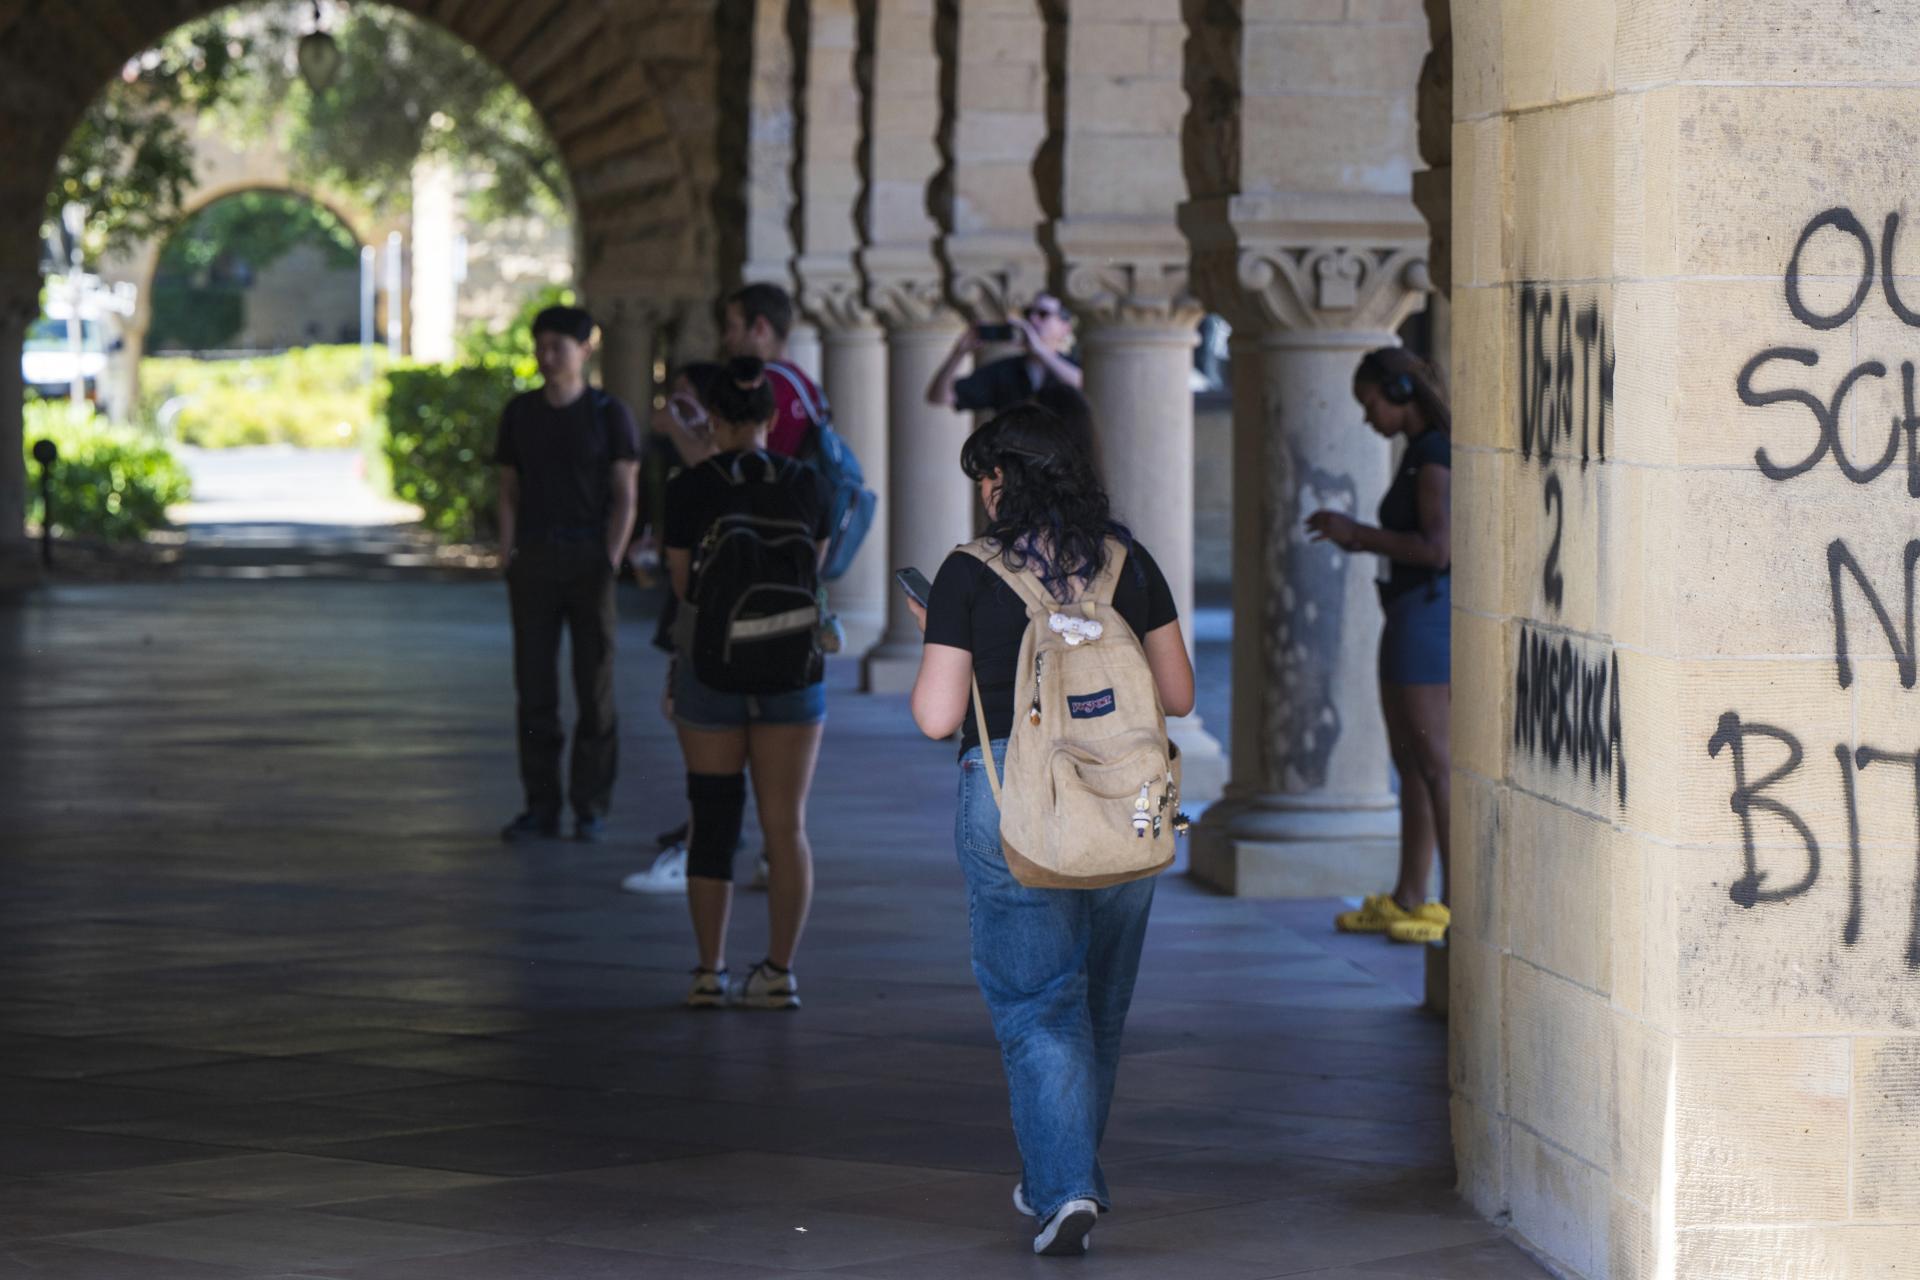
left=1, top=0, right=722, bottom=564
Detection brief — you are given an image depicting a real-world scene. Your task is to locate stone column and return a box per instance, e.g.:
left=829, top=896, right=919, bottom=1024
left=800, top=277, right=889, bottom=652
left=596, top=297, right=657, bottom=415
left=1050, top=240, right=1226, bottom=802
left=0, top=265, right=38, bottom=581
left=862, top=273, right=971, bottom=693
left=1182, top=221, right=1429, bottom=896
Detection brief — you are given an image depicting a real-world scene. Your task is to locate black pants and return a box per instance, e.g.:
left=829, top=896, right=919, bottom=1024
left=507, top=543, right=618, bottom=820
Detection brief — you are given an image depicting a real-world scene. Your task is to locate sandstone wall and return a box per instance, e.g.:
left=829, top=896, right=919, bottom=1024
left=1452, top=3, right=1920, bottom=1275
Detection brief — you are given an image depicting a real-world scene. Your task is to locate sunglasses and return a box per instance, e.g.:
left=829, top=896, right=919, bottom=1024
left=1026, top=305, right=1062, bottom=321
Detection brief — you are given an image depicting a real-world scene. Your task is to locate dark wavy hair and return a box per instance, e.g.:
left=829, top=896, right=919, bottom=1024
left=961, top=403, right=1125, bottom=600
left=707, top=356, right=776, bottom=428
left=1354, top=346, right=1451, bottom=434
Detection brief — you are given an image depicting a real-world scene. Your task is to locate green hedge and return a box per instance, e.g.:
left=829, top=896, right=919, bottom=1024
left=382, top=360, right=530, bottom=542
left=141, top=345, right=389, bottom=449
left=23, top=402, right=191, bottom=542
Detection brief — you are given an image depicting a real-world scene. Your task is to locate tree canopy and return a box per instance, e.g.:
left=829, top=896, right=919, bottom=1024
left=49, top=2, right=570, bottom=262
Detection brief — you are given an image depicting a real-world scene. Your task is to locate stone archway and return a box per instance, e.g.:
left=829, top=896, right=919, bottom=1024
left=91, top=121, right=393, bottom=419
left=0, top=0, right=729, bottom=556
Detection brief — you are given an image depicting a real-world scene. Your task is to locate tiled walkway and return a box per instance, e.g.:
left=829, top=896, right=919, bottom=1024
left=0, top=579, right=1546, bottom=1278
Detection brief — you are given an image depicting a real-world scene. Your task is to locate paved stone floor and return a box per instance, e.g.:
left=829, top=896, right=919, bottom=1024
left=0, top=578, right=1546, bottom=1279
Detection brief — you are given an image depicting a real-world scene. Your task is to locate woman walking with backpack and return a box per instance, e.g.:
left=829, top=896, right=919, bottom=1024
left=664, top=357, right=833, bottom=1010
left=906, top=404, right=1195, bottom=1256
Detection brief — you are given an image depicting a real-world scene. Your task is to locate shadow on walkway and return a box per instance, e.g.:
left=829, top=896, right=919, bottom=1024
left=0, top=578, right=1544, bottom=1279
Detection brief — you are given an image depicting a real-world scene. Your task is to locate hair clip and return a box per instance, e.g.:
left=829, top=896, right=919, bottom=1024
left=1048, top=613, right=1103, bottom=646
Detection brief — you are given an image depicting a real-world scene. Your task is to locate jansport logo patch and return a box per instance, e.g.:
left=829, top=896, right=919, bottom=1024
left=1068, top=688, right=1116, bottom=719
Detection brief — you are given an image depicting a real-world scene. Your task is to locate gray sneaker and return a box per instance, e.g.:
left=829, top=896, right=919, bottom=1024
left=685, top=968, right=729, bottom=1009
left=1033, top=1198, right=1097, bottom=1256
left=736, top=961, right=800, bottom=1010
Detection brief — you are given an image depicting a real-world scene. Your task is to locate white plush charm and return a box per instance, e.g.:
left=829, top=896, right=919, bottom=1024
left=1049, top=613, right=1104, bottom=646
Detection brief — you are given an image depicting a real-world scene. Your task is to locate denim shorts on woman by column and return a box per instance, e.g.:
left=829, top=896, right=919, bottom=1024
left=1378, top=574, right=1450, bottom=686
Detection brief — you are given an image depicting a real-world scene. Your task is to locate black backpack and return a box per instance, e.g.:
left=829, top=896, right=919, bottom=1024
left=684, top=452, right=824, bottom=694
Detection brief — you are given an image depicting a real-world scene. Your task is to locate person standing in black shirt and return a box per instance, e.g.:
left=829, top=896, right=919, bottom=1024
left=495, top=305, right=640, bottom=843
left=1305, top=347, right=1453, bottom=944
left=664, top=358, right=833, bottom=1011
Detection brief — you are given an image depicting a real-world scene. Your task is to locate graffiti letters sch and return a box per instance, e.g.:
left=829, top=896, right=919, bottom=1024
left=1513, top=282, right=1625, bottom=807
left=1714, top=205, right=1920, bottom=967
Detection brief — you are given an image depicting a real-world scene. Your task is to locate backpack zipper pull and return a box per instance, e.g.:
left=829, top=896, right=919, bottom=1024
left=1028, top=651, right=1045, bottom=726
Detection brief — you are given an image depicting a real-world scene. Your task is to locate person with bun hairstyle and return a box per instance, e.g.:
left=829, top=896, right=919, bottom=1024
left=1306, top=347, right=1453, bottom=944
left=663, top=356, right=834, bottom=1009
left=906, top=404, right=1195, bottom=1256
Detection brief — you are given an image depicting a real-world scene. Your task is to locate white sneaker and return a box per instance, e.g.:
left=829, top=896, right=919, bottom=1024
left=736, top=961, right=800, bottom=1010
left=685, top=968, right=729, bottom=1009
left=1012, top=1183, right=1035, bottom=1216
left=748, top=855, right=771, bottom=890
left=1032, top=1198, right=1098, bottom=1256
left=621, top=846, right=687, bottom=895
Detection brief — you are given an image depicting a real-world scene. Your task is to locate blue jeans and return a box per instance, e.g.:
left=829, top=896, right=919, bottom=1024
left=955, top=741, right=1157, bottom=1221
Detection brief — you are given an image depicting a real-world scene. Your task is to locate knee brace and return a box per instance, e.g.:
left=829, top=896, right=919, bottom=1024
left=686, top=772, right=748, bottom=881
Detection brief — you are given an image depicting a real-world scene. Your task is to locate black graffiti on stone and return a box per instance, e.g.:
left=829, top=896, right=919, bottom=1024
left=1518, top=283, right=1615, bottom=468
left=1784, top=207, right=1920, bottom=332
left=1828, top=539, right=1920, bottom=690
left=1708, top=711, right=1920, bottom=969
left=1541, top=473, right=1566, bottom=611
left=1736, top=348, right=1920, bottom=493
left=1511, top=625, right=1626, bottom=807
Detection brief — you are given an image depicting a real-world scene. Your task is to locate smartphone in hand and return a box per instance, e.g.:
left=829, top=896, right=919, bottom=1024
left=975, top=323, right=1015, bottom=344
left=895, top=567, right=932, bottom=608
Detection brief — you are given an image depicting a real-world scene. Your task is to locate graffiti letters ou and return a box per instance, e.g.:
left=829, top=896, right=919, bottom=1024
left=1512, top=283, right=1626, bottom=808
left=1715, top=206, right=1920, bottom=967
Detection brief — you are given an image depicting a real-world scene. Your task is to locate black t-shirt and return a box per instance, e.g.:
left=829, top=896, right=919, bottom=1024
left=1377, top=428, right=1450, bottom=601
left=952, top=354, right=1076, bottom=414
left=493, top=388, right=640, bottom=547
left=663, top=450, right=835, bottom=555
left=924, top=539, right=1178, bottom=756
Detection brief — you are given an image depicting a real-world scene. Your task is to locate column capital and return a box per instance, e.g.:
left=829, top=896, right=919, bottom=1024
left=941, top=234, right=1048, bottom=325
left=794, top=257, right=878, bottom=334
left=861, top=248, right=958, bottom=331
left=1049, top=220, right=1202, bottom=329
left=1181, top=196, right=1431, bottom=335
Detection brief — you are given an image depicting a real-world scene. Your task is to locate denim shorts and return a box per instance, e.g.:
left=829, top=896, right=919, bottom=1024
left=671, top=661, right=826, bottom=730
left=1378, top=575, right=1450, bottom=686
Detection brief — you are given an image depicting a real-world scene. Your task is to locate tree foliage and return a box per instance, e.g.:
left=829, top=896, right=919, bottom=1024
left=49, top=2, right=569, bottom=263
left=48, top=20, right=267, bottom=258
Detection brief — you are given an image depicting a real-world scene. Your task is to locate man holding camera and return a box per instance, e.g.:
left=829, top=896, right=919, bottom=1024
left=925, top=293, right=1081, bottom=414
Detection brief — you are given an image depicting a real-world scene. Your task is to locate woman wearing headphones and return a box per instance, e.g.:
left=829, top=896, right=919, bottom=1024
left=1306, top=348, right=1452, bottom=945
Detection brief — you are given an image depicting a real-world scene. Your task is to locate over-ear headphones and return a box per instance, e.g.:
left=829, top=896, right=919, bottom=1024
left=1380, top=371, right=1416, bottom=405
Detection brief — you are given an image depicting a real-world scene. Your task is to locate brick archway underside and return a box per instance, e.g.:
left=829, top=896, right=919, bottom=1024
left=0, top=0, right=723, bottom=305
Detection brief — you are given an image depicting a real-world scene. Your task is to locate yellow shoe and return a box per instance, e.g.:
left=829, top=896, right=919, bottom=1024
left=1335, top=893, right=1412, bottom=934
left=1388, top=902, right=1450, bottom=944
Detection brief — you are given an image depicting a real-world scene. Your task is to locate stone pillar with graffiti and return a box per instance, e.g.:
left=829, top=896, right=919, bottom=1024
left=1449, top=3, right=1920, bottom=1277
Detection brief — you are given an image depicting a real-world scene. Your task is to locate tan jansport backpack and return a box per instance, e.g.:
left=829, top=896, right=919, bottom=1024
left=960, top=536, right=1182, bottom=889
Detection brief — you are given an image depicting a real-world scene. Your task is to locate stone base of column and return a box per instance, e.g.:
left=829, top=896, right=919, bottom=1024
left=862, top=641, right=923, bottom=694
left=831, top=605, right=885, bottom=658
left=1188, top=793, right=1399, bottom=898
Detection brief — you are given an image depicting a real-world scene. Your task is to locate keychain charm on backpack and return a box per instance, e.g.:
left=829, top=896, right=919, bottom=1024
left=1049, top=613, right=1103, bottom=646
